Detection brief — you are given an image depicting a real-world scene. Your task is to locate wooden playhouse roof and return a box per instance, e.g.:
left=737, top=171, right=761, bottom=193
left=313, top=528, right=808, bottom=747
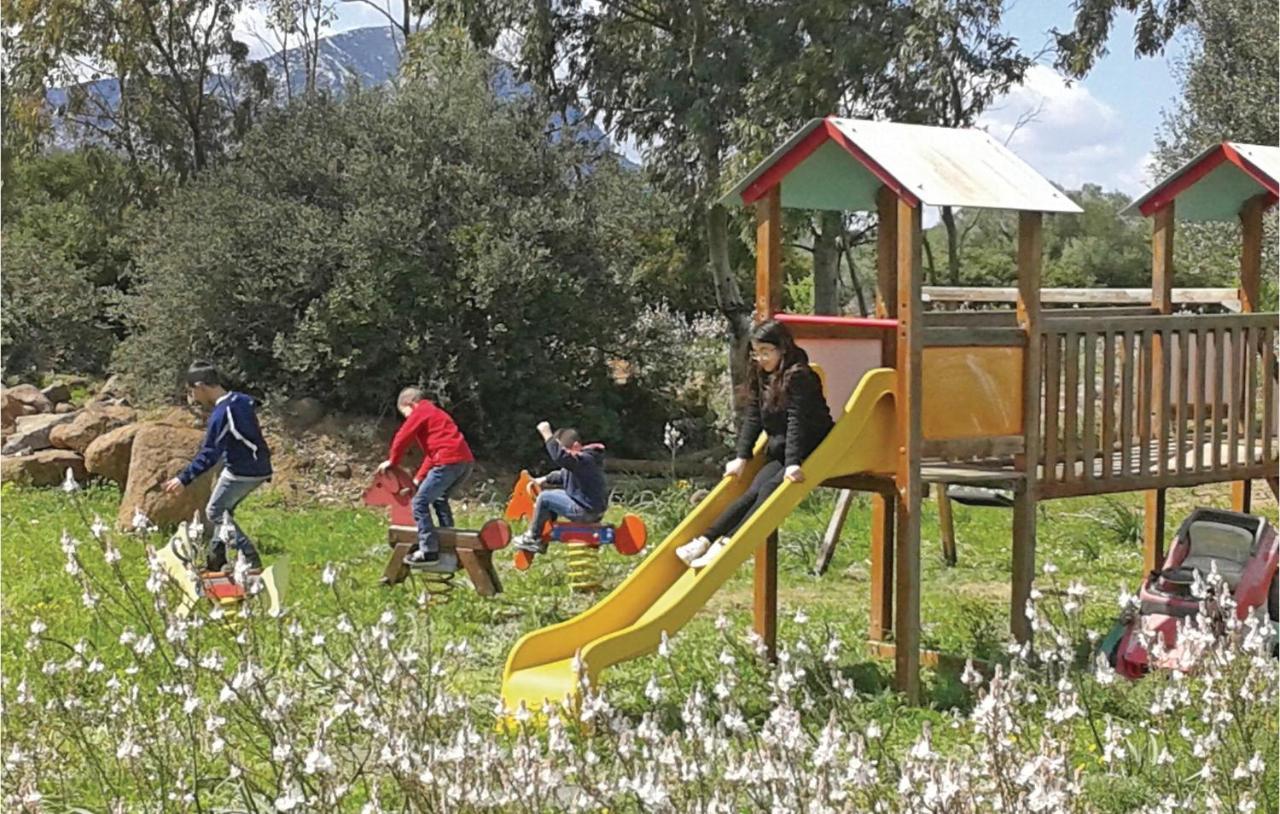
left=720, top=117, right=1082, bottom=214
left=1124, top=142, right=1280, bottom=222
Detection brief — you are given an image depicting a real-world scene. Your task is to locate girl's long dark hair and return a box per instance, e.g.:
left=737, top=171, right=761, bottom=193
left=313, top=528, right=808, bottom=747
left=742, top=319, right=809, bottom=411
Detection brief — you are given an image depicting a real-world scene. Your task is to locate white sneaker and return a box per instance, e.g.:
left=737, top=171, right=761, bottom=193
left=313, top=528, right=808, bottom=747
left=689, top=537, right=729, bottom=569
left=675, top=536, right=712, bottom=566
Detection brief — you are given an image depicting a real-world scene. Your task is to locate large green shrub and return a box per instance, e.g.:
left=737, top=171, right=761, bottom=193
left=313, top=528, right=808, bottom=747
left=115, top=31, right=690, bottom=457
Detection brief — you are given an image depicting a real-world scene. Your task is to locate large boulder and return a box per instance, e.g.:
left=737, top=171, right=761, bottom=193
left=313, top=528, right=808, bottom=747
left=1, top=390, right=35, bottom=429
left=93, top=374, right=130, bottom=406
left=152, top=406, right=205, bottom=430
left=116, top=423, right=216, bottom=529
left=1, top=412, right=79, bottom=455
left=6, top=384, right=53, bottom=415
left=84, top=423, right=140, bottom=486
left=49, top=404, right=137, bottom=454
left=1, top=449, right=87, bottom=487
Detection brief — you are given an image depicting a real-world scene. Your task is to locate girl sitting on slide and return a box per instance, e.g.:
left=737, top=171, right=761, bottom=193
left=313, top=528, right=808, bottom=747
left=677, top=319, right=834, bottom=568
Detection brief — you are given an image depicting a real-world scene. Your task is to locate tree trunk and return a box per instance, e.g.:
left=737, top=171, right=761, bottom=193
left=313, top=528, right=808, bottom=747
left=813, top=210, right=841, bottom=315
left=706, top=202, right=752, bottom=390
left=922, top=233, right=938, bottom=286
left=941, top=205, right=961, bottom=285
left=841, top=240, right=870, bottom=316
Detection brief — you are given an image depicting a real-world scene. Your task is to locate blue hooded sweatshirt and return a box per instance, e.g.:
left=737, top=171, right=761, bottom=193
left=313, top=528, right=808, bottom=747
left=178, top=392, right=273, bottom=485
left=541, top=439, right=608, bottom=515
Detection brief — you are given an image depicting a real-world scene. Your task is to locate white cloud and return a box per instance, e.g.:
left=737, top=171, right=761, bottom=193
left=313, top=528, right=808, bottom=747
left=980, top=65, right=1150, bottom=195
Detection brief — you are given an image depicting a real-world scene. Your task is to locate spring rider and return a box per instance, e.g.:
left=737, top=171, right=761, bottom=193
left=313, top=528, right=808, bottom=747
left=504, top=470, right=646, bottom=591
left=363, top=467, right=511, bottom=598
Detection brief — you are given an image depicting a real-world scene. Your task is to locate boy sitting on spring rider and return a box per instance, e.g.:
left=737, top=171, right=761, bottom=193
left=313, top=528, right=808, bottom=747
left=512, top=421, right=608, bottom=554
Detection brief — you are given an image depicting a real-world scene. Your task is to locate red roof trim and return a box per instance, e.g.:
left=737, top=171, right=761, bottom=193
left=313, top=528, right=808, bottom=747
left=775, top=313, right=898, bottom=330
left=1139, top=144, right=1280, bottom=217
left=741, top=117, right=921, bottom=208
left=741, top=125, right=830, bottom=205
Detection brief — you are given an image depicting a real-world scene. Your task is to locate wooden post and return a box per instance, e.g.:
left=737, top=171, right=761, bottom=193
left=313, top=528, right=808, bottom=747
left=870, top=185, right=899, bottom=643
left=1144, top=204, right=1174, bottom=568
left=894, top=196, right=923, bottom=702
left=937, top=485, right=957, bottom=566
left=1143, top=489, right=1168, bottom=573
left=755, top=185, right=783, bottom=320
left=868, top=489, right=895, bottom=640
left=1011, top=211, right=1043, bottom=644
left=1233, top=195, right=1265, bottom=512
left=1239, top=194, right=1265, bottom=314
left=753, top=184, right=782, bottom=660
left=754, top=531, right=779, bottom=659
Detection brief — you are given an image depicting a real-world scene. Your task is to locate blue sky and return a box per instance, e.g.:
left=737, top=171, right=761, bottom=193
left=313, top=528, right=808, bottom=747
left=238, top=0, right=1188, bottom=195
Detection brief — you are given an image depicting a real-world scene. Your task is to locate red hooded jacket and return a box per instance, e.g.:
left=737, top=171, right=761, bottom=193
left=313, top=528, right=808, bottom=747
left=388, top=400, right=474, bottom=482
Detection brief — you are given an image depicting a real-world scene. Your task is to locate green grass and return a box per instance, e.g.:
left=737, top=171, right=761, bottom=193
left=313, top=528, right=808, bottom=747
left=3, top=477, right=1275, bottom=810
left=5, top=476, right=1238, bottom=719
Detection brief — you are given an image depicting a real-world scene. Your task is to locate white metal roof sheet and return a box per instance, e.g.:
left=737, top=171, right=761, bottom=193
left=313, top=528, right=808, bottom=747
left=721, top=117, right=1082, bottom=214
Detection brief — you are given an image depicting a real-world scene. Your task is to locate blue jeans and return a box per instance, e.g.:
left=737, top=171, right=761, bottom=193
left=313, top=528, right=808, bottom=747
left=206, top=470, right=270, bottom=565
left=531, top=489, right=602, bottom=537
left=412, top=462, right=473, bottom=555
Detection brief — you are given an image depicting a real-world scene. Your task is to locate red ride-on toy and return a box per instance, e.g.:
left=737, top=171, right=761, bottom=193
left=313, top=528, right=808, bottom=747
left=504, top=470, right=646, bottom=590
left=1100, top=508, right=1279, bottom=679
left=363, top=468, right=511, bottom=598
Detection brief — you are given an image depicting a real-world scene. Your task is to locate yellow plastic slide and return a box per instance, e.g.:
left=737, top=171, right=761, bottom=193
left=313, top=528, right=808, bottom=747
left=500, top=368, right=898, bottom=713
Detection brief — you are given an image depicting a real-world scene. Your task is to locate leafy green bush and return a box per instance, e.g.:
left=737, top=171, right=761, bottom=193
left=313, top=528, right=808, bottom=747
left=0, top=148, right=134, bottom=375
left=114, top=30, right=692, bottom=458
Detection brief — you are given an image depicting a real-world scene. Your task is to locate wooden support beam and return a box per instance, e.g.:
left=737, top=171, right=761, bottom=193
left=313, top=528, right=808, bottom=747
left=869, top=184, right=900, bottom=648
left=1011, top=211, right=1043, bottom=645
left=868, top=493, right=895, bottom=641
left=1233, top=196, right=1265, bottom=503
left=755, top=185, right=783, bottom=320
left=1143, top=488, right=1167, bottom=573
left=1144, top=204, right=1174, bottom=564
left=937, top=485, right=957, bottom=566
left=752, top=184, right=782, bottom=661
left=1232, top=480, right=1253, bottom=514
left=894, top=197, right=923, bottom=703
left=814, top=488, right=856, bottom=576
left=753, top=531, right=779, bottom=661
left=876, top=186, right=899, bottom=364
left=1239, top=194, right=1266, bottom=314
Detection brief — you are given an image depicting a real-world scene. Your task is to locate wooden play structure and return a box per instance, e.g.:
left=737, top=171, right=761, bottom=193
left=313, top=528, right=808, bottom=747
left=496, top=120, right=1276, bottom=713
left=722, top=121, right=1279, bottom=700
left=504, top=470, right=647, bottom=591
left=362, top=468, right=510, bottom=597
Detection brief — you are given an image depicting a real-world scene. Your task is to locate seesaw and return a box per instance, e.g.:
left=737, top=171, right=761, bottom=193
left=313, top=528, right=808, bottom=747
left=504, top=470, right=646, bottom=591
left=362, top=467, right=511, bottom=598
left=153, top=520, right=287, bottom=618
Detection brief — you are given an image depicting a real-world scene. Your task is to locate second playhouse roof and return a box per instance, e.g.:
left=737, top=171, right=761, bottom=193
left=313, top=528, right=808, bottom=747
left=720, top=117, right=1082, bottom=214
left=1123, top=142, right=1280, bottom=222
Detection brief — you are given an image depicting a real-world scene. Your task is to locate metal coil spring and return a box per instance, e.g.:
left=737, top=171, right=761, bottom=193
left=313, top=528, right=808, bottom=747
left=566, top=542, right=602, bottom=592
left=411, top=569, right=456, bottom=604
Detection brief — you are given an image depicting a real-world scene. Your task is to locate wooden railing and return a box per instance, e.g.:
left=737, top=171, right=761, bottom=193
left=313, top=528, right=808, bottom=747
left=923, top=286, right=1241, bottom=310
left=1036, top=312, right=1277, bottom=498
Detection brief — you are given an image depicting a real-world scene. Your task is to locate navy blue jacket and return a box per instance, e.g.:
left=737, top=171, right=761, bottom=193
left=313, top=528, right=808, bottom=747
left=178, top=392, right=273, bottom=485
left=542, top=440, right=608, bottom=515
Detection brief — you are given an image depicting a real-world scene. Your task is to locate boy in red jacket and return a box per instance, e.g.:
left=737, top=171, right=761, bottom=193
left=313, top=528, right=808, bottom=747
left=377, top=387, right=475, bottom=569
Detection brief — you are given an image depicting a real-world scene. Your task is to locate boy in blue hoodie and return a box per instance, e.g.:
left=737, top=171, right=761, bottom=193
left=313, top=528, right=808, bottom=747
left=513, top=421, right=609, bottom=554
left=163, top=362, right=273, bottom=571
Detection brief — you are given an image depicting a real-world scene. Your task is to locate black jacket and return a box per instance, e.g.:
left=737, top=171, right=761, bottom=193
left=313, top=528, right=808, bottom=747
left=734, top=359, right=834, bottom=467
